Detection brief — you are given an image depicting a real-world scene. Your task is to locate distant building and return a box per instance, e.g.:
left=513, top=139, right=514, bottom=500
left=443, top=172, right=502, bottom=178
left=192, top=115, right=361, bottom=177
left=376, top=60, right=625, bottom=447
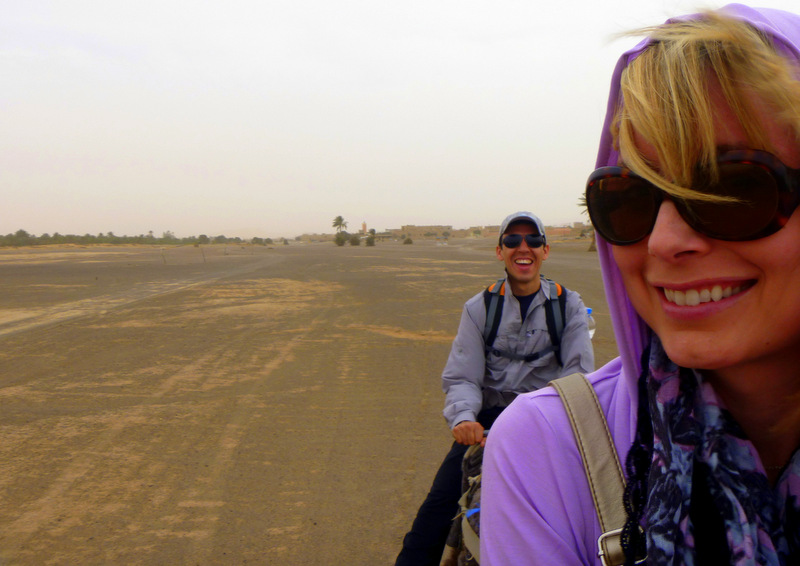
left=465, top=225, right=501, bottom=239
left=547, top=226, right=573, bottom=238
left=399, top=225, right=454, bottom=239
left=301, top=220, right=593, bottom=243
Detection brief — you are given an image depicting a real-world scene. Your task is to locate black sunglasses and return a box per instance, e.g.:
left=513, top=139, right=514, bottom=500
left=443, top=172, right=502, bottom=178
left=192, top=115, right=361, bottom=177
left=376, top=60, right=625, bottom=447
left=501, top=233, right=545, bottom=248
left=585, top=149, right=800, bottom=246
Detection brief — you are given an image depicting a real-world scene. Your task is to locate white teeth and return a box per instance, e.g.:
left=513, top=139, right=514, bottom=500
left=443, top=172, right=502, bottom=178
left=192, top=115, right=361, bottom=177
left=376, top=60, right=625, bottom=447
left=664, top=284, right=743, bottom=306
left=516, top=259, right=532, bottom=264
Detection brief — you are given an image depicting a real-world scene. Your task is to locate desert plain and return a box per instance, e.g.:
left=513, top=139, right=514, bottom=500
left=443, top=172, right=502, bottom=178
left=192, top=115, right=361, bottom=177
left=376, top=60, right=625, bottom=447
left=0, top=238, right=616, bottom=565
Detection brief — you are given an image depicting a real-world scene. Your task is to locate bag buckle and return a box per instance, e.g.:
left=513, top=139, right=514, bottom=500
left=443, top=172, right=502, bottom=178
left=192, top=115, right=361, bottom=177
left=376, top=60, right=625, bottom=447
left=597, top=528, right=646, bottom=566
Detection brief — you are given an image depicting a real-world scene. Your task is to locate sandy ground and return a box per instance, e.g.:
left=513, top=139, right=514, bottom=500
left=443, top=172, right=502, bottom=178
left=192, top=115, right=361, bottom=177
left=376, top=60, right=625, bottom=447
left=0, top=239, right=616, bottom=565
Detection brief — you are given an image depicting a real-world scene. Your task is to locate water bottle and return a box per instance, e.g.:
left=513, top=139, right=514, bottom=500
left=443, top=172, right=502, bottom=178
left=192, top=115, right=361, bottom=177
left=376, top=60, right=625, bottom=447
left=586, top=307, right=596, bottom=339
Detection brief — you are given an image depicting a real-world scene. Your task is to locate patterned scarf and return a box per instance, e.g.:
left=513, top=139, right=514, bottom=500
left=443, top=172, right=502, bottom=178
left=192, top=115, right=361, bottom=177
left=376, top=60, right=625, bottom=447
left=643, top=337, right=800, bottom=565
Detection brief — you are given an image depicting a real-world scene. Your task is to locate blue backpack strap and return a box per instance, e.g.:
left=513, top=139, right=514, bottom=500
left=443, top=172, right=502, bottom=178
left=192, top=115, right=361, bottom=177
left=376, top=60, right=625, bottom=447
left=491, top=347, right=553, bottom=363
left=482, top=278, right=506, bottom=349
left=543, top=279, right=567, bottom=367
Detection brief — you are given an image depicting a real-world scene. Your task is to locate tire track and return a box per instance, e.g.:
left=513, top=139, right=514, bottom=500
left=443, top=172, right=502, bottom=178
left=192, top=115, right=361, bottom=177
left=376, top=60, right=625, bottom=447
left=0, top=256, right=283, bottom=339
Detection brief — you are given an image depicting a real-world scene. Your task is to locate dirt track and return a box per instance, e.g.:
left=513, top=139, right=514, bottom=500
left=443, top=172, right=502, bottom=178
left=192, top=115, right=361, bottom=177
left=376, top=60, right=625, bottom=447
left=0, top=240, right=615, bottom=565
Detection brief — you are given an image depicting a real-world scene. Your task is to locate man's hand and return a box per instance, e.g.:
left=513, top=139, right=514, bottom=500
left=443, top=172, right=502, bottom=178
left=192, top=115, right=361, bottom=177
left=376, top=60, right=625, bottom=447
left=452, top=420, right=486, bottom=447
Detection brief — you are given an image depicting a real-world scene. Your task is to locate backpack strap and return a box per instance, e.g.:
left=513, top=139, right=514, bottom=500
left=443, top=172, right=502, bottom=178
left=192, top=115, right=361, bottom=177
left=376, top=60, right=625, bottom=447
left=543, top=279, right=567, bottom=366
left=461, top=490, right=481, bottom=564
left=458, top=444, right=484, bottom=564
left=549, top=373, right=628, bottom=566
left=484, top=277, right=568, bottom=366
left=482, top=278, right=506, bottom=348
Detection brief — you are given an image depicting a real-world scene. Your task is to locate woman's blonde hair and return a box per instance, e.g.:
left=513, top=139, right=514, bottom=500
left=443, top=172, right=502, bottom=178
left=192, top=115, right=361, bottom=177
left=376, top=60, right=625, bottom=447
left=614, top=11, right=800, bottom=201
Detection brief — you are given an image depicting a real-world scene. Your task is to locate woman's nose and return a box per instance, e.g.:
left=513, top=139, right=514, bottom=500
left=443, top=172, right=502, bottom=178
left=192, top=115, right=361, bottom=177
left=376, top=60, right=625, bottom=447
left=647, top=200, right=711, bottom=259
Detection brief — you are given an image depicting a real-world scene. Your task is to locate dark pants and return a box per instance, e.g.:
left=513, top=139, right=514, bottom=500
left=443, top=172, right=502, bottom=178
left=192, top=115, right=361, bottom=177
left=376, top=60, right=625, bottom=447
left=395, top=407, right=504, bottom=566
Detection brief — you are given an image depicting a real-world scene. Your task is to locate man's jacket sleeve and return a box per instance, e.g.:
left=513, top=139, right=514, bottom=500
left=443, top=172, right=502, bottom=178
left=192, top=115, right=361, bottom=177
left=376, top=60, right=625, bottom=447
left=441, top=297, right=486, bottom=429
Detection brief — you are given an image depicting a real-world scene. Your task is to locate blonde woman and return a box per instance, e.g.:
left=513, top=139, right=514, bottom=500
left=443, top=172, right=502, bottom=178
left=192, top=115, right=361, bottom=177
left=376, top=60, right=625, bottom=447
left=482, top=5, right=800, bottom=565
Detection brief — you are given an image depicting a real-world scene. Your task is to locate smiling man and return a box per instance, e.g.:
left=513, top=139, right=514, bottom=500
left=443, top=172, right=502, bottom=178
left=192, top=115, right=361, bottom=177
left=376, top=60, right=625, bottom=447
left=395, top=211, right=594, bottom=566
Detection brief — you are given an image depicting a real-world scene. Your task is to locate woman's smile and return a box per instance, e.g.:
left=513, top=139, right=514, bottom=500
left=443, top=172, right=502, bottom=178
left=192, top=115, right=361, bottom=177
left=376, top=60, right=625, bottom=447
left=663, top=284, right=742, bottom=306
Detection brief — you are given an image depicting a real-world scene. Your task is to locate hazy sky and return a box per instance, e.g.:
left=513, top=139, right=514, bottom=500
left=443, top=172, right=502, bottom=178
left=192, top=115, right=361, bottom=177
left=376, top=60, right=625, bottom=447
left=4, top=1, right=798, bottom=239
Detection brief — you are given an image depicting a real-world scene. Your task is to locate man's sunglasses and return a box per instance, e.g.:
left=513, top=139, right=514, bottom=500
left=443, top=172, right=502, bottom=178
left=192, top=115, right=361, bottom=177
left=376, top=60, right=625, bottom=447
left=501, top=234, right=545, bottom=248
left=585, top=149, right=800, bottom=246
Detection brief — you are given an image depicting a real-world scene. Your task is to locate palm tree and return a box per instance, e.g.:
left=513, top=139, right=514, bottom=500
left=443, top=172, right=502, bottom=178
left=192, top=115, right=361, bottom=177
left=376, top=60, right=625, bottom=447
left=332, top=216, right=348, bottom=233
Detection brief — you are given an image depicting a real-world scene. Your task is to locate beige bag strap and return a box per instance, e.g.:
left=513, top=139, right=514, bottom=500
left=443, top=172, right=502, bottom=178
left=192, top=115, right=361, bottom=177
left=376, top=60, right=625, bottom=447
left=459, top=482, right=481, bottom=564
left=549, top=373, right=627, bottom=566
left=458, top=444, right=482, bottom=564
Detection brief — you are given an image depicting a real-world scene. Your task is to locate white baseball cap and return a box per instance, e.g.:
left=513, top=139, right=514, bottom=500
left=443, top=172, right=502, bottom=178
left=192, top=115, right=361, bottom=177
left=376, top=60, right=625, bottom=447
left=498, top=211, right=546, bottom=243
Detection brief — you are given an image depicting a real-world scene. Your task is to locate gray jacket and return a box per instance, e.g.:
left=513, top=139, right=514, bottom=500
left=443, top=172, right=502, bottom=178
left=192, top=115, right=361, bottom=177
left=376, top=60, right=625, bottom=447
left=442, top=275, right=594, bottom=429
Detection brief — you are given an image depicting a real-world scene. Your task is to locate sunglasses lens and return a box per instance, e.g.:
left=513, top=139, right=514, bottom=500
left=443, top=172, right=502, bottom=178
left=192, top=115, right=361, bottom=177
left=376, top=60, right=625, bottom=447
left=688, top=163, right=779, bottom=240
left=587, top=173, right=659, bottom=245
left=525, top=235, right=544, bottom=248
left=503, top=234, right=523, bottom=247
